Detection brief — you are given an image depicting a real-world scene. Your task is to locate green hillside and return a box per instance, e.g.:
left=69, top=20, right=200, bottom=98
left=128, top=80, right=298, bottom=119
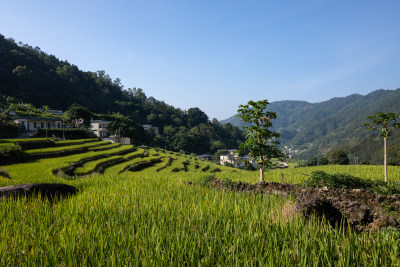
left=222, top=89, right=400, bottom=160
left=0, top=34, right=243, bottom=154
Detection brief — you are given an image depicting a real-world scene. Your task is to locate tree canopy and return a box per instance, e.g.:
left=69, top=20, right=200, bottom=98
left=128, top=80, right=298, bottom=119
left=237, top=100, right=283, bottom=182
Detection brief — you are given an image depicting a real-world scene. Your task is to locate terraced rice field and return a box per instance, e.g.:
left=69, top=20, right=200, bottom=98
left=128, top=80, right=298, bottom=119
left=1, top=138, right=400, bottom=265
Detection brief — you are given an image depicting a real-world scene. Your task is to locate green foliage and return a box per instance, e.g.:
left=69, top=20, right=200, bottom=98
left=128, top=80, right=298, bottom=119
left=0, top=144, right=25, bottom=164
left=305, top=170, right=400, bottom=195
left=365, top=112, right=400, bottom=183
left=373, top=182, right=400, bottom=195
left=0, top=109, right=19, bottom=138
left=305, top=170, right=376, bottom=189
left=196, top=175, right=216, bottom=187
left=104, top=112, right=147, bottom=144
left=0, top=35, right=245, bottom=155
left=304, top=157, right=318, bottom=166
left=388, top=144, right=400, bottom=166
left=4, top=138, right=55, bottom=150
left=224, top=90, right=400, bottom=160
left=187, top=107, right=208, bottom=128
left=237, top=99, right=283, bottom=181
left=35, top=128, right=96, bottom=139
left=327, top=149, right=349, bottom=165
left=65, top=103, right=92, bottom=129
left=365, top=112, right=400, bottom=138
left=317, top=157, right=329, bottom=165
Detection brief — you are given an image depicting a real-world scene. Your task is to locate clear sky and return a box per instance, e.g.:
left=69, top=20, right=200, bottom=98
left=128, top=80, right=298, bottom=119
left=1, top=0, right=399, bottom=120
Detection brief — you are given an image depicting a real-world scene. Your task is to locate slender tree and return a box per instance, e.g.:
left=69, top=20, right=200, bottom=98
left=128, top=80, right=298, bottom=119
left=237, top=100, right=283, bottom=182
left=364, top=112, right=400, bottom=183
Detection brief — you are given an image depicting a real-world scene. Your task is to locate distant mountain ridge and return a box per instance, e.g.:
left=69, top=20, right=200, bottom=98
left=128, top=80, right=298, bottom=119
left=222, top=89, right=400, bottom=158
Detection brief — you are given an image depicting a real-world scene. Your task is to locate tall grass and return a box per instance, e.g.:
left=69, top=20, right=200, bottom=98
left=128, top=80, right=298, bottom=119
left=1, top=149, right=400, bottom=265
left=0, top=170, right=399, bottom=265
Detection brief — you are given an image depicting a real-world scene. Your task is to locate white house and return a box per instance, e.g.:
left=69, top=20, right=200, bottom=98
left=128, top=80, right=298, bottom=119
left=14, top=116, right=63, bottom=132
left=219, top=149, right=241, bottom=167
left=91, top=120, right=109, bottom=138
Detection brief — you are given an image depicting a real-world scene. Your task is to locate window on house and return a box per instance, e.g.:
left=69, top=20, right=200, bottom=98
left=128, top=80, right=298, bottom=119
left=48, top=123, right=50, bottom=128
left=41, top=123, right=44, bottom=128
left=34, top=122, right=37, bottom=128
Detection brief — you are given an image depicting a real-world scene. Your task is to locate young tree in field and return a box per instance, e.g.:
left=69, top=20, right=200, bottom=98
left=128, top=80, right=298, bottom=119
left=237, top=99, right=283, bottom=182
left=364, top=112, right=400, bottom=183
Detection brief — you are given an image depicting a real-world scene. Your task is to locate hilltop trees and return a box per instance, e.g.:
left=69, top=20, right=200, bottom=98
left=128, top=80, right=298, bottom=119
left=237, top=100, right=283, bottom=182
left=365, top=112, right=400, bottom=183
left=188, top=108, right=208, bottom=128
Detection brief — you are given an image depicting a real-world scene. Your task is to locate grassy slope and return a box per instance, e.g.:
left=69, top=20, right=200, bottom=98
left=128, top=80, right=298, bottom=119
left=1, top=147, right=400, bottom=265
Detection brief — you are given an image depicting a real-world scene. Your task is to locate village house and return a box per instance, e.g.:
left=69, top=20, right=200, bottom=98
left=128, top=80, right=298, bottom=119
left=90, top=120, right=109, bottom=138
left=219, top=149, right=241, bottom=168
left=14, top=116, right=63, bottom=133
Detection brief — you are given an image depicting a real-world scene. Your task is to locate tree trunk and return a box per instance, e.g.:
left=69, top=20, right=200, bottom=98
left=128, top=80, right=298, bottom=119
left=259, top=167, right=264, bottom=183
left=384, top=136, right=388, bottom=183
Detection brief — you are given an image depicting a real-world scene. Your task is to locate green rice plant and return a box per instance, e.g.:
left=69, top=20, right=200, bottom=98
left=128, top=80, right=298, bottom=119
left=2, top=148, right=400, bottom=265
left=0, top=145, right=134, bottom=185
left=54, top=138, right=98, bottom=146
left=0, top=143, right=13, bottom=147
left=25, top=141, right=109, bottom=159
left=153, top=157, right=175, bottom=172
left=74, top=155, right=125, bottom=175
left=104, top=155, right=149, bottom=174
left=1, top=137, right=49, bottom=143
left=1, top=156, right=400, bottom=265
left=118, top=156, right=162, bottom=173
left=88, top=142, right=120, bottom=151
left=2, top=138, right=55, bottom=150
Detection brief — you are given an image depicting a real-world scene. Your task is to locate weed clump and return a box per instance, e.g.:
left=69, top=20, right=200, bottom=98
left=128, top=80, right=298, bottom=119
left=196, top=175, right=216, bottom=187
left=305, top=170, right=400, bottom=195
left=0, top=167, right=11, bottom=179
left=305, top=170, right=376, bottom=189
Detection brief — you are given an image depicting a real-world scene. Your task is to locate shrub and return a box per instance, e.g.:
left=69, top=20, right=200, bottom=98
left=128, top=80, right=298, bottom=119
left=197, top=175, right=216, bottom=187
left=306, top=170, right=400, bottom=195
left=373, top=182, right=400, bottom=195
left=0, top=167, right=11, bottom=179
left=34, top=128, right=96, bottom=139
left=317, top=157, right=329, bottom=165
left=305, top=170, right=375, bottom=189
left=0, top=144, right=25, bottom=164
left=327, top=149, right=350, bottom=165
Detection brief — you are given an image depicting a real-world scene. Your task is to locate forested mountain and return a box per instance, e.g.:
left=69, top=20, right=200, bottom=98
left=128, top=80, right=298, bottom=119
left=222, top=89, right=400, bottom=162
left=0, top=34, right=244, bottom=154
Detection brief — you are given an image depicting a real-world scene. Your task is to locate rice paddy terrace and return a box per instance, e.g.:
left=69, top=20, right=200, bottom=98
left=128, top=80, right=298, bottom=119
left=1, top=138, right=400, bottom=265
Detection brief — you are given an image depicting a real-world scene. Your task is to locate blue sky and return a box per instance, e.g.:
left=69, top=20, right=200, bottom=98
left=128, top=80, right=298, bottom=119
left=1, top=0, right=399, bottom=120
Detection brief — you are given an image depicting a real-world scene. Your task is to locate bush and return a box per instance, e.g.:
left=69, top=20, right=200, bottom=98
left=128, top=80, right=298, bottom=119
left=373, top=182, right=400, bottom=195
left=317, top=157, right=329, bottom=165
left=306, top=170, right=400, bottom=195
left=0, top=144, right=26, bottom=164
left=197, top=175, right=216, bottom=187
left=327, top=149, right=350, bottom=165
left=34, top=128, right=96, bottom=139
left=305, top=170, right=375, bottom=189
